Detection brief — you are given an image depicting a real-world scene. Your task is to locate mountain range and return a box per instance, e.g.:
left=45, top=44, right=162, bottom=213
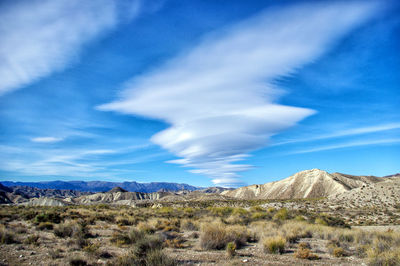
left=1, top=169, right=399, bottom=207
left=0, top=180, right=200, bottom=193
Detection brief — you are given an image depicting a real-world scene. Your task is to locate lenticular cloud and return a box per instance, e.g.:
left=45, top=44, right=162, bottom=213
left=100, top=1, right=379, bottom=186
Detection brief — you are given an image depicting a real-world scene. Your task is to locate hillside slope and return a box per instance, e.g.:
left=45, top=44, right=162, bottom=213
left=329, top=174, right=400, bottom=208
left=222, top=169, right=384, bottom=200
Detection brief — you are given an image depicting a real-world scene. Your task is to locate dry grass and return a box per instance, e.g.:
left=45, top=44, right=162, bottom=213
left=0, top=203, right=399, bottom=265
left=199, top=221, right=248, bottom=250
left=262, top=236, right=286, bottom=254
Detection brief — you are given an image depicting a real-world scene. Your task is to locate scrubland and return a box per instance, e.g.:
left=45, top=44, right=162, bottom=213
left=1, top=202, right=400, bottom=265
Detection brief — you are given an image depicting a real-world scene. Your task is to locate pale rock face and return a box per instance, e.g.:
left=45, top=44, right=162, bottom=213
left=22, top=197, right=67, bottom=206
left=74, top=191, right=165, bottom=205
left=222, top=169, right=384, bottom=200
left=329, top=175, right=400, bottom=207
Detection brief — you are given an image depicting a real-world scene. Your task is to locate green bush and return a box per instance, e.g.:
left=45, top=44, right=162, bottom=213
left=226, top=242, right=236, bottom=258
left=34, top=212, right=62, bottom=224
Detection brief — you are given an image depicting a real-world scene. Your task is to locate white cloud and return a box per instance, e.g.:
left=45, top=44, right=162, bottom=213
left=288, top=138, right=400, bottom=155
left=273, top=122, right=400, bottom=146
left=99, top=1, right=380, bottom=186
left=31, top=137, right=63, bottom=143
left=0, top=143, right=155, bottom=178
left=0, top=0, right=142, bottom=95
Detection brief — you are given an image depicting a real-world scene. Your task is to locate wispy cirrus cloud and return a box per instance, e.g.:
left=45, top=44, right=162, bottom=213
left=288, top=138, right=400, bottom=155
left=0, top=0, right=142, bottom=95
left=273, top=122, right=400, bottom=146
left=99, top=1, right=381, bottom=186
left=31, top=137, right=63, bottom=143
left=0, top=143, right=157, bottom=179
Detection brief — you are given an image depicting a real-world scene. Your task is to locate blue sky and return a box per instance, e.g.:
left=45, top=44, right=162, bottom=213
left=0, top=0, right=399, bottom=187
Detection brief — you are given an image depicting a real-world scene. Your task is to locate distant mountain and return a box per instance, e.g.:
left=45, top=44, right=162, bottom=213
left=0, top=180, right=201, bottom=193
left=222, top=169, right=384, bottom=200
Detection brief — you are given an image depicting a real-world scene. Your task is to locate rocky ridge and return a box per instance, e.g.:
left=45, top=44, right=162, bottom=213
left=222, top=169, right=384, bottom=200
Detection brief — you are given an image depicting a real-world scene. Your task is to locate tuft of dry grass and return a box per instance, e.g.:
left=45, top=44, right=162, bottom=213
left=0, top=226, right=17, bottom=244
left=199, top=221, right=248, bottom=250
left=262, top=236, right=286, bottom=254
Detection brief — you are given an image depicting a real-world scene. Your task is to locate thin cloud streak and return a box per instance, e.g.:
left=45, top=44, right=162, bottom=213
left=0, top=143, right=153, bottom=179
left=287, top=138, right=400, bottom=155
left=31, top=137, right=63, bottom=143
left=0, top=0, right=142, bottom=95
left=273, top=122, right=400, bottom=146
left=100, top=1, right=381, bottom=186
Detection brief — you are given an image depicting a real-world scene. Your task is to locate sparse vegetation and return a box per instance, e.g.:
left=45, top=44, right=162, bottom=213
left=0, top=201, right=399, bottom=265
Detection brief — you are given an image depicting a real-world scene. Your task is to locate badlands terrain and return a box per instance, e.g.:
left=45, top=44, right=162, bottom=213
left=0, top=169, right=400, bottom=265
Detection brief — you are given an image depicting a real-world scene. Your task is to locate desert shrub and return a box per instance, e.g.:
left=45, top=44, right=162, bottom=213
left=294, top=215, right=306, bottom=221
left=367, top=247, right=400, bottom=266
left=111, top=228, right=145, bottom=246
left=355, top=245, right=369, bottom=258
left=34, top=211, right=62, bottom=224
left=83, top=242, right=100, bottom=254
left=208, top=207, right=234, bottom=216
left=137, top=221, right=156, bottom=234
left=24, top=234, right=39, bottom=245
left=263, top=236, right=286, bottom=254
left=226, top=242, right=236, bottom=258
left=22, top=209, right=38, bottom=220
left=199, top=222, right=248, bottom=250
left=145, top=249, right=177, bottom=266
left=54, top=222, right=75, bottom=238
left=315, top=214, right=349, bottom=228
left=37, top=221, right=54, bottom=230
left=273, top=208, right=288, bottom=221
left=332, top=247, right=346, bottom=257
left=232, top=208, right=248, bottom=216
left=181, top=219, right=198, bottom=231
left=130, top=235, right=164, bottom=264
left=116, top=216, right=135, bottom=226
left=338, top=231, right=355, bottom=243
left=0, top=227, right=17, bottom=244
left=315, top=218, right=328, bottom=226
left=251, top=212, right=268, bottom=220
left=75, top=233, right=90, bottom=249
left=281, top=221, right=312, bottom=243
left=294, top=245, right=320, bottom=260
left=155, top=219, right=180, bottom=232
left=248, top=221, right=277, bottom=241
left=298, top=242, right=311, bottom=249
left=326, top=239, right=341, bottom=253
left=250, top=206, right=264, bottom=212
left=48, top=249, right=63, bottom=259
left=183, top=207, right=194, bottom=215
left=10, top=223, right=27, bottom=234
left=200, top=222, right=227, bottom=250
left=115, top=248, right=175, bottom=266
left=164, top=238, right=184, bottom=248
left=267, top=207, right=276, bottom=213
